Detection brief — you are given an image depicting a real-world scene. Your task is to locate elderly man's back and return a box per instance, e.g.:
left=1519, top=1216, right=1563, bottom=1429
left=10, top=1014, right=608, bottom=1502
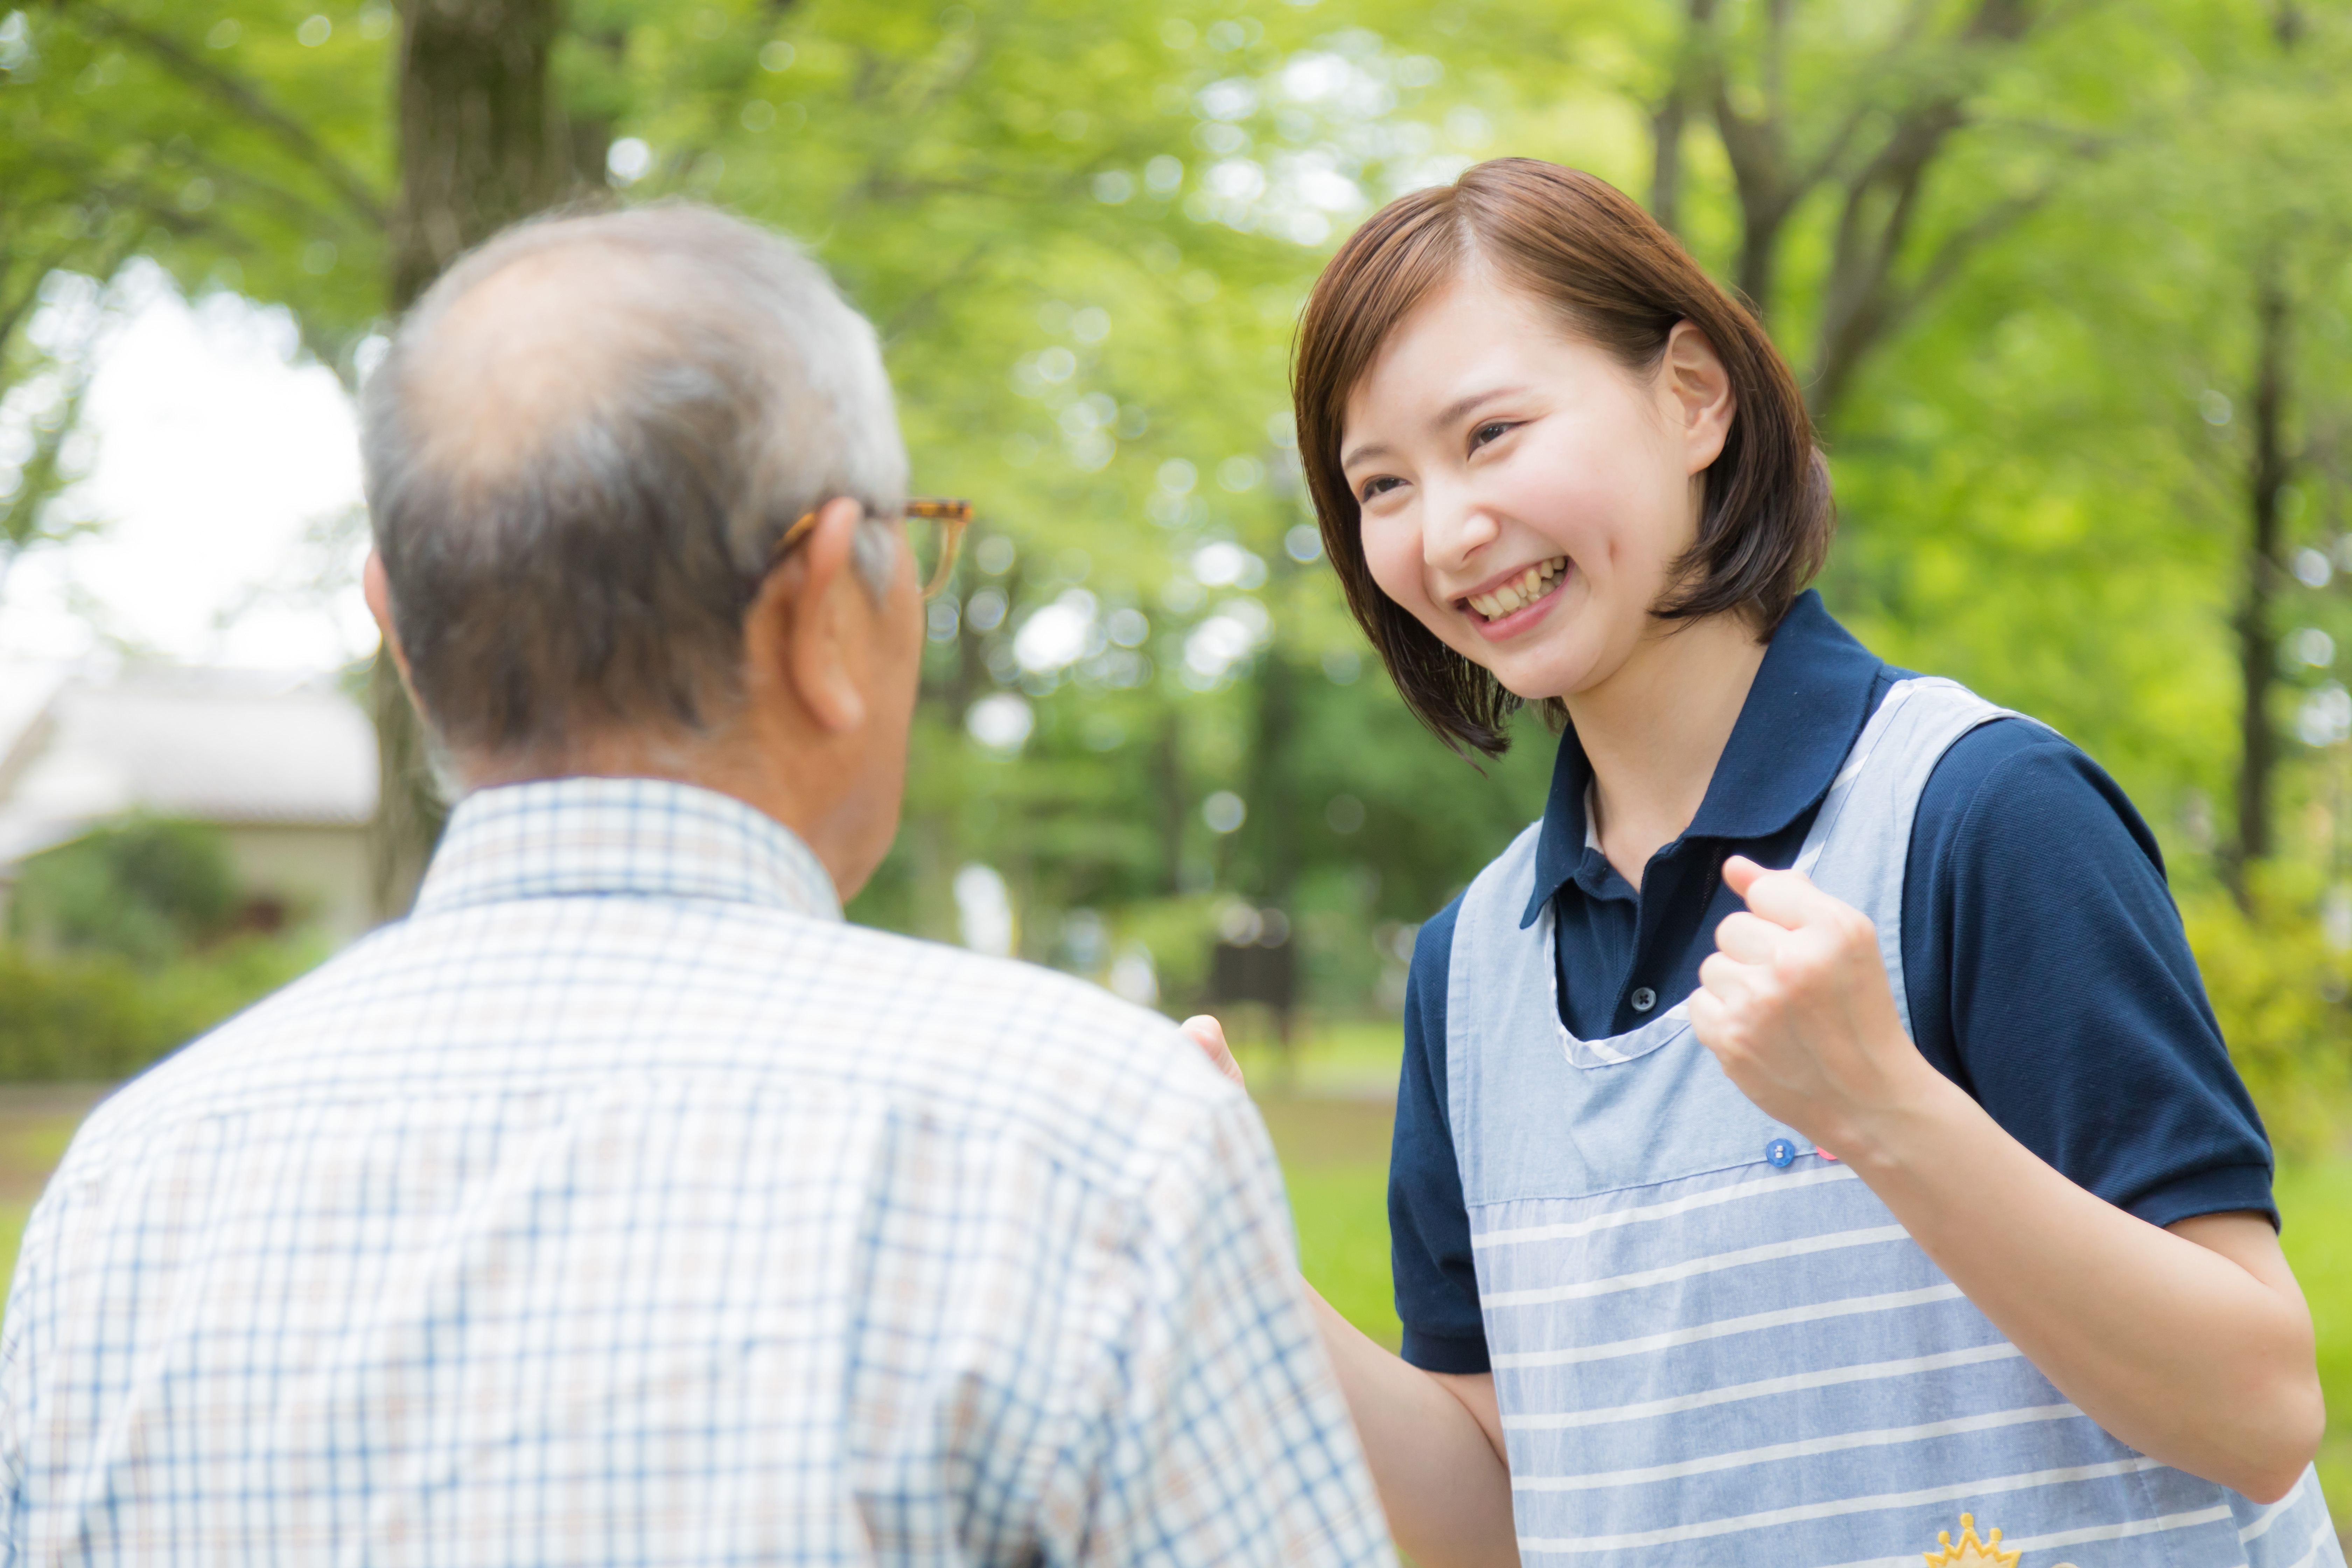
left=0, top=779, right=1387, bottom=1563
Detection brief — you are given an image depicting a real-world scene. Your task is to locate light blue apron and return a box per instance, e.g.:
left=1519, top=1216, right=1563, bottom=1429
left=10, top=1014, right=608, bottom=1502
left=1447, top=677, right=2343, bottom=1566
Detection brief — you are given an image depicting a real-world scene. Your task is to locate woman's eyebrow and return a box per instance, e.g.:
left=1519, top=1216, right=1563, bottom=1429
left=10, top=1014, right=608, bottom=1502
left=1342, top=386, right=1532, bottom=473
left=1432, top=386, right=1528, bottom=430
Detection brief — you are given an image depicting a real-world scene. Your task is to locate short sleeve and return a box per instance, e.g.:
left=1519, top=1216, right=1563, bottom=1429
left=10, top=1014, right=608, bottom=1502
left=1902, top=721, right=2277, bottom=1231
left=1388, top=898, right=1490, bottom=1374
left=1071, top=1093, right=1394, bottom=1566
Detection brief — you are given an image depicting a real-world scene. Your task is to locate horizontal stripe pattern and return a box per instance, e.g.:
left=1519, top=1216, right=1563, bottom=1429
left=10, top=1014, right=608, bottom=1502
left=1482, top=1224, right=1910, bottom=1308
left=1490, top=1283, right=1967, bottom=1370
left=1504, top=1342, right=2023, bottom=1429
left=2283, top=1517, right=2348, bottom=1568
left=2241, top=1476, right=2308, bottom=1544
left=1807, top=1502, right=2237, bottom=1568
left=1474, top=1165, right=1857, bottom=1251
left=1516, top=1457, right=2166, bottom=1553
left=1511, top=1403, right=2082, bottom=1492
left=1472, top=1157, right=2338, bottom=1564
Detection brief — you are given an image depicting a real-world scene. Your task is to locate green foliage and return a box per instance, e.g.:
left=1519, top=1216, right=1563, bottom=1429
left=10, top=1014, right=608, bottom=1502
left=16, top=0, right=2352, bottom=1042
left=0, top=935, right=318, bottom=1081
left=9, top=817, right=241, bottom=964
left=2274, top=1161, right=2352, bottom=1528
left=0, top=1, right=395, bottom=591
left=2, top=818, right=325, bottom=1083
left=0, top=1, right=393, bottom=351
left=2180, top=880, right=2352, bottom=1163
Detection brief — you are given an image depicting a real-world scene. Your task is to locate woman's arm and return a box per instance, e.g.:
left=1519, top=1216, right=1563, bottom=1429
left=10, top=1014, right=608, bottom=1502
left=1690, top=858, right=2324, bottom=1503
left=1307, top=1291, right=1519, bottom=1567
left=1183, top=1016, right=1521, bottom=1568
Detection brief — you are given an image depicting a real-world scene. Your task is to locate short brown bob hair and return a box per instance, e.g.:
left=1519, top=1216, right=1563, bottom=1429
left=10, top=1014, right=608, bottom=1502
left=1293, top=158, right=1833, bottom=758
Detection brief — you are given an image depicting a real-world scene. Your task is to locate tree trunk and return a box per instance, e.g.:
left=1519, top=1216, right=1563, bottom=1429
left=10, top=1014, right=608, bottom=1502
left=368, top=0, right=573, bottom=922
left=388, top=0, right=570, bottom=306
left=1649, top=92, right=1688, bottom=237
left=1731, top=203, right=1786, bottom=324
left=2228, top=266, right=2295, bottom=906
left=1244, top=648, right=1301, bottom=909
left=1157, top=711, right=1187, bottom=895
left=1647, top=0, right=1722, bottom=236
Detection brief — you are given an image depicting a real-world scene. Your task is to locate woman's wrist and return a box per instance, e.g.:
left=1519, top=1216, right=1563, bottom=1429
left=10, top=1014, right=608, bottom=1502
left=1821, top=1041, right=1974, bottom=1178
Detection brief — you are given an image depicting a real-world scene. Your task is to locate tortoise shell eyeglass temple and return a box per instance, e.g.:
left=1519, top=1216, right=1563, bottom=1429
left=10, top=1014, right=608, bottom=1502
left=772, top=498, right=975, bottom=601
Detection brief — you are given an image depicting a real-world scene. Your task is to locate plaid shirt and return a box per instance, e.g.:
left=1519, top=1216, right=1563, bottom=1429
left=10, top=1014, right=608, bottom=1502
left=0, top=778, right=1392, bottom=1567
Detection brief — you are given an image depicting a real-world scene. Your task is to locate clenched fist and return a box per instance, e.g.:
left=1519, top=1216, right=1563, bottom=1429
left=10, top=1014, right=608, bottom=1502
left=1688, top=855, right=1942, bottom=1164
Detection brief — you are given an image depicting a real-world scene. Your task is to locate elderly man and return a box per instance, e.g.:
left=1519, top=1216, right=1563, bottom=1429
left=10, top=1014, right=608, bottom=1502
left=0, top=205, right=1391, bottom=1565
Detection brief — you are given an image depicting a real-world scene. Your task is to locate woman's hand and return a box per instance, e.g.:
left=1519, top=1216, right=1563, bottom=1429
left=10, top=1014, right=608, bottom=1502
left=1175, top=1009, right=1518, bottom=1561
left=1688, top=854, right=1940, bottom=1160
left=1690, top=858, right=2323, bottom=1500
left=1179, top=1013, right=1248, bottom=1087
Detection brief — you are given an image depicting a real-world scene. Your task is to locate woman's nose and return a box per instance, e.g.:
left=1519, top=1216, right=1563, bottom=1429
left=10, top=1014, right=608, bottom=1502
left=1420, top=485, right=1500, bottom=570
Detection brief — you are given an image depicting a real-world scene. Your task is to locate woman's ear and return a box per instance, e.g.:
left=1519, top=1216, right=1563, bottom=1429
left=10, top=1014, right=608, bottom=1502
left=1661, top=320, right=1735, bottom=473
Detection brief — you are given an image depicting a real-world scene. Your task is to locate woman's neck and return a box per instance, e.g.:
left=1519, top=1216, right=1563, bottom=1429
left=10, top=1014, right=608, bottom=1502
left=1566, top=612, right=1768, bottom=891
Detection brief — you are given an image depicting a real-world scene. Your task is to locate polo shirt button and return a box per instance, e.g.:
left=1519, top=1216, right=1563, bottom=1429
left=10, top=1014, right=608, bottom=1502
left=1630, top=987, right=1657, bottom=1013
left=1766, top=1138, right=1797, bottom=1169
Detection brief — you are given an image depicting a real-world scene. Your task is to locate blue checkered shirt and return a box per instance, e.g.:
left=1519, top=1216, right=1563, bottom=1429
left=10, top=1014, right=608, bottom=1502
left=0, top=778, right=1392, bottom=1566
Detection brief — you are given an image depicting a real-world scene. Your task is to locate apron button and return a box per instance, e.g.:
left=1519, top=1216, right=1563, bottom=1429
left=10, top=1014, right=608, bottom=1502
left=1630, top=987, right=1657, bottom=1013
left=1765, top=1138, right=1797, bottom=1169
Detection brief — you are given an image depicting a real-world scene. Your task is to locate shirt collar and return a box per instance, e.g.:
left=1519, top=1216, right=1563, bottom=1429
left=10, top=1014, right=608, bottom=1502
left=412, top=776, right=844, bottom=923
left=1521, top=591, right=1886, bottom=927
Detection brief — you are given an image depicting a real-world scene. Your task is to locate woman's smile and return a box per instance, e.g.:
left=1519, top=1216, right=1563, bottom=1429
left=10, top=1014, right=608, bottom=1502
left=1457, top=554, right=1570, bottom=639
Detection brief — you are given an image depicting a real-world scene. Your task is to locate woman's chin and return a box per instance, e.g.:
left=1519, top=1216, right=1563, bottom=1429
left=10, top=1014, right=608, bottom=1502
left=1488, top=651, right=1604, bottom=707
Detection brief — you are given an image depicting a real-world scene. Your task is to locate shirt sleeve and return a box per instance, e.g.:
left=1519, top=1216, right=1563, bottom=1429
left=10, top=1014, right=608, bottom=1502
left=0, top=1169, right=79, bottom=1564
left=1903, top=720, right=2277, bottom=1230
left=1072, top=1090, right=1395, bottom=1567
left=1388, top=898, right=1490, bottom=1375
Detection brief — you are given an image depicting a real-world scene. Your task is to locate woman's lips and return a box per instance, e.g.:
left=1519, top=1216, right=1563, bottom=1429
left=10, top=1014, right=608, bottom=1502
left=1462, top=556, right=1569, bottom=640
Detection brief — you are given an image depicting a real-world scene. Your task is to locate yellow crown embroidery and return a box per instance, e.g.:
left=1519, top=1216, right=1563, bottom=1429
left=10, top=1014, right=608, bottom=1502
left=1923, top=1514, right=2018, bottom=1568
left=1920, top=1513, right=2079, bottom=1568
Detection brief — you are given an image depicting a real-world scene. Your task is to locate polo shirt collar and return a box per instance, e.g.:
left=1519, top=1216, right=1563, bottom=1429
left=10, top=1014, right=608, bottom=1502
left=413, top=776, right=844, bottom=923
left=1520, top=591, right=1885, bottom=927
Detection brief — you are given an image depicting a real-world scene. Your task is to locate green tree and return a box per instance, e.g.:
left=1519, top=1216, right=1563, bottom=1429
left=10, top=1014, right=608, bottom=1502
left=9, top=816, right=239, bottom=963
left=369, top=0, right=603, bottom=918
left=15, top=0, right=2352, bottom=1037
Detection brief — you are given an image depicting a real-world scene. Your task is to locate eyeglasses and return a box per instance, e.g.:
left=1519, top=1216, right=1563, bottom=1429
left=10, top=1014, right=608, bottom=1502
left=773, top=498, right=974, bottom=601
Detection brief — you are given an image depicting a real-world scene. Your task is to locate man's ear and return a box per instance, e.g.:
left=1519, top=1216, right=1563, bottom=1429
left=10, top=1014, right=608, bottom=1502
left=1661, top=320, right=1735, bottom=474
left=364, top=551, right=419, bottom=694
left=744, top=496, right=871, bottom=736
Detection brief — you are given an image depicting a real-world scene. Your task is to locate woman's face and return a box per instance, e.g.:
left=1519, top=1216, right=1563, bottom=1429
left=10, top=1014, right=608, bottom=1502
left=1339, top=276, right=1732, bottom=704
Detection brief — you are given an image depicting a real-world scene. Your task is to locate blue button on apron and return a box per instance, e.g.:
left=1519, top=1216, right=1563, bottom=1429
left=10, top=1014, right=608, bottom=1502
left=1765, top=1138, right=1797, bottom=1169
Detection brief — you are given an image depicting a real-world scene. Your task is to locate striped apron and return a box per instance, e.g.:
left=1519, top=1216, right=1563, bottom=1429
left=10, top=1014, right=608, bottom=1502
left=1446, top=676, right=2343, bottom=1566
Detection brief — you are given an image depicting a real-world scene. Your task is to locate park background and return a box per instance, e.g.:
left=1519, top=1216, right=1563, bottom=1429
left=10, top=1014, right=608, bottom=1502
left=0, top=0, right=2348, bottom=1543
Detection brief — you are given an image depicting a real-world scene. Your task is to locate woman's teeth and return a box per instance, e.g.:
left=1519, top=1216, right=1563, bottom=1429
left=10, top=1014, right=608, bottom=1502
left=1468, top=558, right=1566, bottom=620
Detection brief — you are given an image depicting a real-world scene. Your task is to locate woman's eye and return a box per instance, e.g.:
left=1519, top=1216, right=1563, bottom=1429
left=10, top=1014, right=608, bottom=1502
left=1470, top=421, right=1516, bottom=450
left=1358, top=476, right=1402, bottom=503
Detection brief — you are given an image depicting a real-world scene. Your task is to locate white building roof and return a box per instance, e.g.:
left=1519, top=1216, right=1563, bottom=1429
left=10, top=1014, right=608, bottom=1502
left=0, top=666, right=377, bottom=868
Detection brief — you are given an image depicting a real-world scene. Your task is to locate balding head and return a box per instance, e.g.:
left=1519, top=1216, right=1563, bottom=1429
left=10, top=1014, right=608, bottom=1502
left=360, top=203, right=907, bottom=768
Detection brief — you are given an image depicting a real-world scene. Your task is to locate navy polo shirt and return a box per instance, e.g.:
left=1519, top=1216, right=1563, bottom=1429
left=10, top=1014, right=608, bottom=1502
left=1391, top=592, right=2277, bottom=1376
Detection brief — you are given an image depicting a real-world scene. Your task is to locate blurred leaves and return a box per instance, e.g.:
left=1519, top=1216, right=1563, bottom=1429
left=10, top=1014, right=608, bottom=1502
left=0, top=934, right=320, bottom=1080
left=9, top=816, right=241, bottom=962
left=2183, top=878, right=2352, bottom=1161
left=2, top=0, right=2350, bottom=1076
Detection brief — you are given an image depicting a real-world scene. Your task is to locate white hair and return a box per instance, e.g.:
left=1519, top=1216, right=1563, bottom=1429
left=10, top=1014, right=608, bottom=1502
left=360, top=202, right=908, bottom=760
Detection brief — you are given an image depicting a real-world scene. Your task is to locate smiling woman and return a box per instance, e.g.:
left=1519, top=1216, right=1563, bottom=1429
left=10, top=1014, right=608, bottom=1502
left=1247, top=156, right=2340, bottom=1568
left=1293, top=158, right=1829, bottom=758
